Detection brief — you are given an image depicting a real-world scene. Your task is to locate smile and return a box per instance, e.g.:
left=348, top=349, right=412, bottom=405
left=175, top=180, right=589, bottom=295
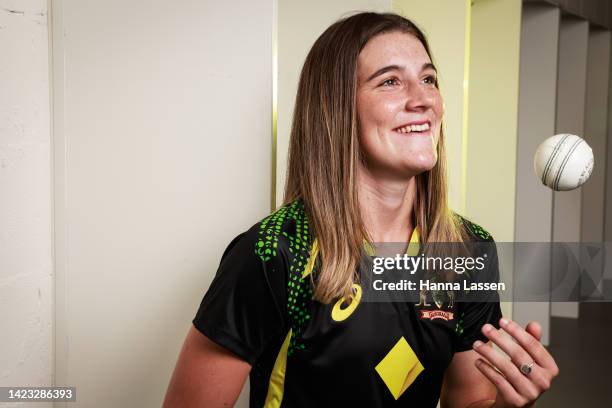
left=393, top=121, right=431, bottom=135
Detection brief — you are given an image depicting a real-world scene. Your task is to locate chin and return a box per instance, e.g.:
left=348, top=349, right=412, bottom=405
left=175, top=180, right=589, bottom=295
left=410, top=164, right=437, bottom=176
left=403, top=156, right=438, bottom=176
left=365, top=149, right=438, bottom=177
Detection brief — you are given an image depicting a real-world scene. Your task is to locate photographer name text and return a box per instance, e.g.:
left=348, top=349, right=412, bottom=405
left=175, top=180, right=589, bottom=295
left=372, top=279, right=506, bottom=292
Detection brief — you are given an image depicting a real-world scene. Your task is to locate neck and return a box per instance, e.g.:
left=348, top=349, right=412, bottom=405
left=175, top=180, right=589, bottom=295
left=357, top=166, right=416, bottom=243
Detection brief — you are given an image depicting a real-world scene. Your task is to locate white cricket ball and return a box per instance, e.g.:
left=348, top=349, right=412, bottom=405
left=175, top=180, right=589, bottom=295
left=533, top=134, right=594, bottom=191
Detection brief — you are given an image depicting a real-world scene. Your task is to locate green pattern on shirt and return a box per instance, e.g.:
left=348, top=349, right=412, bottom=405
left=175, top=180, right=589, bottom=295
left=255, top=200, right=313, bottom=356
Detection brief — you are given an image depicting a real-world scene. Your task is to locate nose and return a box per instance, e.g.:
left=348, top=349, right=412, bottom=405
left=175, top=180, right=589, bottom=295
left=403, top=82, right=434, bottom=112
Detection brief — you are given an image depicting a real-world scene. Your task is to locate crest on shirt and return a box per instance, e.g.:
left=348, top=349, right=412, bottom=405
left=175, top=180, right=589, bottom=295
left=415, top=287, right=455, bottom=321
left=418, top=309, right=454, bottom=321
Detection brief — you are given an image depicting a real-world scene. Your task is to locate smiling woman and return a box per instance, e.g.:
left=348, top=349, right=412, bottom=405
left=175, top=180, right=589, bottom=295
left=163, top=12, right=558, bottom=408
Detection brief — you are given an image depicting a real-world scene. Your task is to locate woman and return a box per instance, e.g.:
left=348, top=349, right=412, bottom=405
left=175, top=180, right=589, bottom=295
left=164, top=12, right=558, bottom=407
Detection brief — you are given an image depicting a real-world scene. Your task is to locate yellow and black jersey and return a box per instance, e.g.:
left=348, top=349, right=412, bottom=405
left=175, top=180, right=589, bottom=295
left=193, top=200, right=502, bottom=407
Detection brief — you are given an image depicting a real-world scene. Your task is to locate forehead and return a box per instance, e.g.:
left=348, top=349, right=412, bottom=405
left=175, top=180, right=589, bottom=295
left=357, top=31, right=431, bottom=77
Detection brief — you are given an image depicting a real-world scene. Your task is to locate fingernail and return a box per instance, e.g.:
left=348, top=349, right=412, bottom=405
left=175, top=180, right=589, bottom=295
left=500, top=318, right=509, bottom=327
left=483, top=324, right=493, bottom=333
left=473, top=340, right=483, bottom=349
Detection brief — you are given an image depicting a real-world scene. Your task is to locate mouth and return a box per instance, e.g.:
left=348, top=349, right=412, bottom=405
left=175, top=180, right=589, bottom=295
left=392, top=121, right=432, bottom=136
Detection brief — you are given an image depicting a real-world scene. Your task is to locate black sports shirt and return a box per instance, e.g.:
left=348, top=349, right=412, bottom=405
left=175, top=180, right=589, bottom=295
left=193, top=200, right=502, bottom=407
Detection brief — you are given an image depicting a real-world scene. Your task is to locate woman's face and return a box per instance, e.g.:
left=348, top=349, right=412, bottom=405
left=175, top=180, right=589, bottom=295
left=356, top=31, right=443, bottom=179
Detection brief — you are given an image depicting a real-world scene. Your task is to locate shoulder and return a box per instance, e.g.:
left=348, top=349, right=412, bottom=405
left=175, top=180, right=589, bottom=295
left=220, top=200, right=311, bottom=263
left=253, top=199, right=312, bottom=263
left=452, top=213, right=499, bottom=274
left=453, top=213, right=494, bottom=242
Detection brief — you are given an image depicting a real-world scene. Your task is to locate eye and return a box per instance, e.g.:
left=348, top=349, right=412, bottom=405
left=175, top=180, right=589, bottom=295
left=423, top=75, right=437, bottom=85
left=380, top=77, right=399, bottom=87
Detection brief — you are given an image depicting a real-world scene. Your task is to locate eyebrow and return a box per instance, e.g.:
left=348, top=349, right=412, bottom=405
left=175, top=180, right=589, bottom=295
left=365, top=63, right=437, bottom=82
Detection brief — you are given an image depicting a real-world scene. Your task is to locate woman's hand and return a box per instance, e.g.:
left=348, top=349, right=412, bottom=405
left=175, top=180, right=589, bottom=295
left=471, top=318, right=559, bottom=408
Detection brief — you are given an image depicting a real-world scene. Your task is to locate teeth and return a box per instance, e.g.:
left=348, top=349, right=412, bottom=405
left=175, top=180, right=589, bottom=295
left=396, top=122, right=430, bottom=133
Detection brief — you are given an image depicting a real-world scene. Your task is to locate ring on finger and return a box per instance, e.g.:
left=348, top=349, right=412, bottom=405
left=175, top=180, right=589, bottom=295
left=520, top=361, right=535, bottom=375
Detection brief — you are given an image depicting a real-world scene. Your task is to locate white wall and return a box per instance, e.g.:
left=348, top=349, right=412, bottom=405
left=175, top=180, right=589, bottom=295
left=52, top=0, right=272, bottom=406
left=0, top=1, right=53, bottom=406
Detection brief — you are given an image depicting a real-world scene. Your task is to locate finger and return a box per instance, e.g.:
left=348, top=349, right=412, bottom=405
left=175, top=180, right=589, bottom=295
left=518, top=320, right=559, bottom=379
left=514, top=322, right=559, bottom=388
left=472, top=339, right=538, bottom=400
left=481, top=323, right=537, bottom=374
left=526, top=321, right=542, bottom=342
left=474, top=358, right=527, bottom=407
left=499, top=318, right=556, bottom=371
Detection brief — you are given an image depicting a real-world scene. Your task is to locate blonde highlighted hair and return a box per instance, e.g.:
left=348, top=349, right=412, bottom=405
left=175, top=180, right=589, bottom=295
left=284, top=12, right=468, bottom=304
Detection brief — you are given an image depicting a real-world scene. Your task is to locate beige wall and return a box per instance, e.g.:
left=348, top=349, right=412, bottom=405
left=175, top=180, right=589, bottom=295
left=0, top=0, right=53, bottom=402
left=466, top=0, right=522, bottom=321
left=466, top=0, right=521, bottom=242
left=52, top=0, right=272, bottom=406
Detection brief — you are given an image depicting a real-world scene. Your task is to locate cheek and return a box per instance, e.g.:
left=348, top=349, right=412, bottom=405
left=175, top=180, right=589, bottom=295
left=431, top=94, right=444, bottom=138
left=358, top=94, right=399, bottom=129
left=433, top=92, right=444, bottom=118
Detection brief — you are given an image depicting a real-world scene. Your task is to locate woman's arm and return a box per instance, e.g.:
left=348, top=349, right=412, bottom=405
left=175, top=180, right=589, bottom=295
left=441, top=345, right=497, bottom=408
left=163, top=325, right=251, bottom=408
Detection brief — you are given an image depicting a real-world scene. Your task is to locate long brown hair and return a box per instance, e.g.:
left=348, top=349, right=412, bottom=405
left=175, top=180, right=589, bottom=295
left=284, top=12, right=467, bottom=304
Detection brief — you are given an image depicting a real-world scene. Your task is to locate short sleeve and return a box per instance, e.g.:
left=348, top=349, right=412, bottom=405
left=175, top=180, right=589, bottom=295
left=192, top=228, right=287, bottom=365
left=454, top=240, right=503, bottom=352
